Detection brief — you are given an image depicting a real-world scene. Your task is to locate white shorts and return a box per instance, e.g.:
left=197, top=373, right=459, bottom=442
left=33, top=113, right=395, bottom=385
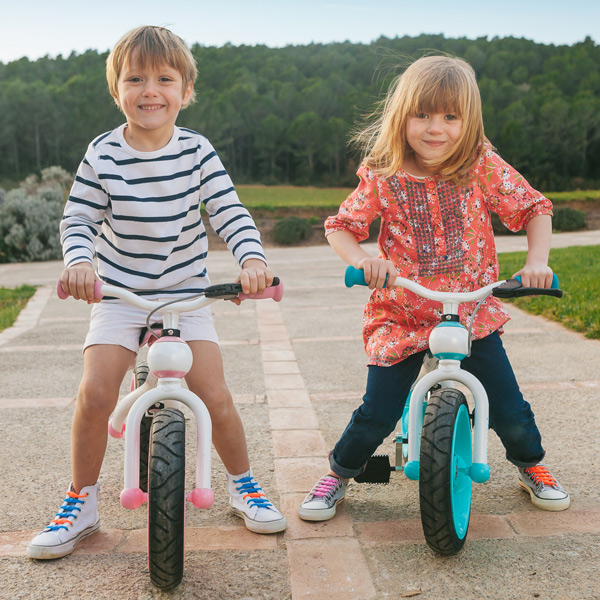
left=83, top=299, right=219, bottom=353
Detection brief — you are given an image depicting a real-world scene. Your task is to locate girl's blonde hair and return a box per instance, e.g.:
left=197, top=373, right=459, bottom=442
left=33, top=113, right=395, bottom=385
left=106, top=25, right=198, bottom=106
left=354, top=55, right=486, bottom=185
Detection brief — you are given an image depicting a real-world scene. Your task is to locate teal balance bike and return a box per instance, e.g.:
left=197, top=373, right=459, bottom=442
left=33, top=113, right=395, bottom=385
left=345, top=266, right=562, bottom=555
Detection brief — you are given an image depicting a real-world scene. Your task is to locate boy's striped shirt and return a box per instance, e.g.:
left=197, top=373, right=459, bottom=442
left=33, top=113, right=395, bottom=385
left=60, top=125, right=266, bottom=297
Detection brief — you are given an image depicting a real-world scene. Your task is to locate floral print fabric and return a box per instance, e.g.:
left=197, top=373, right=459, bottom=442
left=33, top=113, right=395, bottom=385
left=325, top=146, right=553, bottom=366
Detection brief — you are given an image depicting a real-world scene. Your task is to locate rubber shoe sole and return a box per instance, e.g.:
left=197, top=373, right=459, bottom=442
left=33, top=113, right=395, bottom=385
left=26, top=520, right=100, bottom=560
left=231, top=506, right=287, bottom=534
left=298, top=496, right=344, bottom=522
left=518, top=480, right=571, bottom=511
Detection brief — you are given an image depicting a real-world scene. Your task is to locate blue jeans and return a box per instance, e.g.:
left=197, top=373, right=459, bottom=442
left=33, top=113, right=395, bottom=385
left=330, top=331, right=545, bottom=478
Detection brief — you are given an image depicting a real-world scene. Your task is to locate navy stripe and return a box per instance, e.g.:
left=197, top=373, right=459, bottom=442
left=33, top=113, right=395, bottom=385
left=75, top=175, right=105, bottom=192
left=238, top=251, right=267, bottom=264
left=62, top=221, right=101, bottom=234
left=103, top=220, right=178, bottom=242
left=98, top=145, right=199, bottom=166
left=200, top=169, right=227, bottom=186
left=63, top=231, right=95, bottom=242
left=215, top=212, right=251, bottom=235
left=92, top=131, right=112, bottom=147
left=224, top=225, right=258, bottom=244
left=66, top=255, right=92, bottom=266
left=111, top=204, right=199, bottom=223
left=232, top=237, right=262, bottom=255
left=99, top=234, right=169, bottom=261
left=199, top=150, right=217, bottom=168
left=68, top=195, right=106, bottom=211
left=98, top=252, right=205, bottom=279
left=182, top=216, right=203, bottom=232
left=110, top=185, right=201, bottom=203
left=203, top=187, right=235, bottom=205
left=98, top=163, right=201, bottom=185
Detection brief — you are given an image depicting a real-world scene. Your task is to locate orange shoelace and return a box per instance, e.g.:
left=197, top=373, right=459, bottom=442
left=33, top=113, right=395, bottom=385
left=524, top=465, right=557, bottom=487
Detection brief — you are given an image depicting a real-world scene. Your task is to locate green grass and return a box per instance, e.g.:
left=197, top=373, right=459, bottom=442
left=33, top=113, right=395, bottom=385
left=0, top=285, right=36, bottom=332
left=546, top=190, right=600, bottom=204
left=236, top=185, right=351, bottom=209
left=235, top=185, right=600, bottom=210
left=498, top=245, right=600, bottom=339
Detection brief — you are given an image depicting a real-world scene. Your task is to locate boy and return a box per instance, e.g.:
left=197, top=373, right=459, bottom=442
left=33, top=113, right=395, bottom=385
left=27, top=25, right=286, bottom=560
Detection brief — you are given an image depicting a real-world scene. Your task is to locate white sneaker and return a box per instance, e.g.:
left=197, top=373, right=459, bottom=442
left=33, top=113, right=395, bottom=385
left=298, top=474, right=347, bottom=521
left=27, top=483, right=100, bottom=559
left=227, top=470, right=287, bottom=534
left=518, top=464, right=570, bottom=511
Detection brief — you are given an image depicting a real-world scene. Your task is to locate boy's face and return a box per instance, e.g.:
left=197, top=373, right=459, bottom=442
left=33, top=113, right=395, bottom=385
left=113, top=55, right=194, bottom=150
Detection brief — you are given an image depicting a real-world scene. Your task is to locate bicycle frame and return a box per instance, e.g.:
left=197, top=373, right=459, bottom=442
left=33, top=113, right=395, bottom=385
left=344, top=268, right=524, bottom=485
left=58, top=279, right=282, bottom=511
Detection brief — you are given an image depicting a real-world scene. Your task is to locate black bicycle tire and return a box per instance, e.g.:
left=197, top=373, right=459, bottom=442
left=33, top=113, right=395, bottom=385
left=134, top=361, right=152, bottom=494
left=148, top=407, right=186, bottom=589
left=419, top=388, right=472, bottom=555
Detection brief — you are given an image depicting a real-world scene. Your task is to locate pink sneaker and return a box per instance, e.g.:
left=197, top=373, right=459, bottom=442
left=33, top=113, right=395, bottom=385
left=298, top=474, right=347, bottom=521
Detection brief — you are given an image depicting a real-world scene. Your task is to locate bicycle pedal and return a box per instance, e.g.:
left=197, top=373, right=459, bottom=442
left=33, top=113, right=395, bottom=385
left=354, top=454, right=392, bottom=484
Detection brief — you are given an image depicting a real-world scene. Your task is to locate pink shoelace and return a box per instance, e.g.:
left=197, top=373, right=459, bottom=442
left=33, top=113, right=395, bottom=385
left=311, top=476, right=341, bottom=498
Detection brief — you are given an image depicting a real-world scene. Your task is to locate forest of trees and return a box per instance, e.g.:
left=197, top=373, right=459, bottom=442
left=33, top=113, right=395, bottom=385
left=1, top=33, right=599, bottom=191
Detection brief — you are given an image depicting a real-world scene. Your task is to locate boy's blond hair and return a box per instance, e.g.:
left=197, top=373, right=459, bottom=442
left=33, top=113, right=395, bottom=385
left=106, top=25, right=198, bottom=106
left=354, top=55, right=486, bottom=186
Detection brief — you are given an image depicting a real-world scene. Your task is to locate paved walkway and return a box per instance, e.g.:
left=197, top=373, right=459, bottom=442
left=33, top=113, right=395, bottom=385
left=0, top=231, right=599, bottom=599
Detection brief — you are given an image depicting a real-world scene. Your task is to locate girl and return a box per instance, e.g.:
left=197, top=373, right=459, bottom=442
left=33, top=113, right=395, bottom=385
left=298, top=55, right=569, bottom=522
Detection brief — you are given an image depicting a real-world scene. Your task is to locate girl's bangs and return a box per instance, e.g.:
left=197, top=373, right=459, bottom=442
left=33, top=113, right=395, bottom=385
left=408, top=69, right=466, bottom=117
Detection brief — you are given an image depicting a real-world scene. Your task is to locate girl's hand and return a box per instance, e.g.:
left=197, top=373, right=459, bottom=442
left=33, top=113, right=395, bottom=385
left=512, top=262, right=554, bottom=288
left=59, top=262, right=100, bottom=303
left=357, top=257, right=397, bottom=289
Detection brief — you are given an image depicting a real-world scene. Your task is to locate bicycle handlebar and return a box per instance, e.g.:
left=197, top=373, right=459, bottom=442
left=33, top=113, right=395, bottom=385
left=56, top=278, right=284, bottom=309
left=344, top=266, right=562, bottom=302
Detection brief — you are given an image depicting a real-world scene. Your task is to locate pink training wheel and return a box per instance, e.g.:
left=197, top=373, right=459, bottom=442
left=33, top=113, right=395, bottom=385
left=120, top=488, right=147, bottom=510
left=186, top=488, right=215, bottom=509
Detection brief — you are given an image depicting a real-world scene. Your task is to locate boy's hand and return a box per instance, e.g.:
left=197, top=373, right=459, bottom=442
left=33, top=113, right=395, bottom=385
left=512, top=262, right=554, bottom=288
left=358, top=257, right=397, bottom=289
left=238, top=259, right=273, bottom=296
left=59, top=262, right=100, bottom=303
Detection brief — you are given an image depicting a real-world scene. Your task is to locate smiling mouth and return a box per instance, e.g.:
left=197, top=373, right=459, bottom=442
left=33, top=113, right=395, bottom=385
left=139, top=105, right=164, bottom=111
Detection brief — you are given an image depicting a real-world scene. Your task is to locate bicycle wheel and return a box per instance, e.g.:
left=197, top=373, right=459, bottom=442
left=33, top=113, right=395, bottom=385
left=148, top=407, right=186, bottom=589
left=419, top=388, right=472, bottom=555
left=133, top=361, right=152, bottom=493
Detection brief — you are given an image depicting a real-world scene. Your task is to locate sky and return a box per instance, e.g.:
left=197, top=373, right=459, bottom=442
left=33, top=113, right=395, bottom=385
left=1, top=0, right=598, bottom=64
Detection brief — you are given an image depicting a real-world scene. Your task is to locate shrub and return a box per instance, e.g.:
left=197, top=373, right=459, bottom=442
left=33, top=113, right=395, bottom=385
left=552, top=206, right=586, bottom=232
left=271, top=216, right=312, bottom=245
left=0, top=185, right=64, bottom=262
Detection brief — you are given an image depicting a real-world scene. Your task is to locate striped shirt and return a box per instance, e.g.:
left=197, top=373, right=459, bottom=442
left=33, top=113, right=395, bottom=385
left=60, top=124, right=266, bottom=297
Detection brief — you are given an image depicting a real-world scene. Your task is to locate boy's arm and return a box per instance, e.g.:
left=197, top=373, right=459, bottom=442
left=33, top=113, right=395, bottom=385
left=512, top=214, right=554, bottom=288
left=327, top=230, right=396, bottom=289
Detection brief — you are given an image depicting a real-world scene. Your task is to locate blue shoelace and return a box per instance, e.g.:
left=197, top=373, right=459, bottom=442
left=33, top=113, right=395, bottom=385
left=45, top=493, right=85, bottom=532
left=234, top=476, right=273, bottom=509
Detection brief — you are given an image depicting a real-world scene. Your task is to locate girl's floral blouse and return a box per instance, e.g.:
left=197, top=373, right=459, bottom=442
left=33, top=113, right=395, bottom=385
left=325, top=146, right=553, bottom=367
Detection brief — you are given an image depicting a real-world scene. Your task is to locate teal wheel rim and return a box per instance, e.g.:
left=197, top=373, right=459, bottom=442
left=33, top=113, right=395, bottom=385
left=450, top=403, right=472, bottom=539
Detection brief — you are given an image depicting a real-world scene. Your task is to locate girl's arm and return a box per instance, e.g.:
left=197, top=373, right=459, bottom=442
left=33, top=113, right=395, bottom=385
left=327, top=230, right=396, bottom=289
left=512, top=214, right=554, bottom=288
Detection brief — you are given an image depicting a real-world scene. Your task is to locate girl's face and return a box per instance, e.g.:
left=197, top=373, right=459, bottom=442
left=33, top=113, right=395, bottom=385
left=114, top=55, right=193, bottom=151
left=405, top=110, right=463, bottom=174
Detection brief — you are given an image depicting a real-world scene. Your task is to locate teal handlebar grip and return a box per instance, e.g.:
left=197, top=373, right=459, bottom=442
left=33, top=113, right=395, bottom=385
left=515, top=273, right=560, bottom=289
left=344, top=266, right=367, bottom=287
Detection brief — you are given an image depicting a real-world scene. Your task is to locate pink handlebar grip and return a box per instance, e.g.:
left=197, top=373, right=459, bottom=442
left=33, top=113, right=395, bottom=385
left=56, top=279, right=103, bottom=300
left=238, top=281, right=284, bottom=302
